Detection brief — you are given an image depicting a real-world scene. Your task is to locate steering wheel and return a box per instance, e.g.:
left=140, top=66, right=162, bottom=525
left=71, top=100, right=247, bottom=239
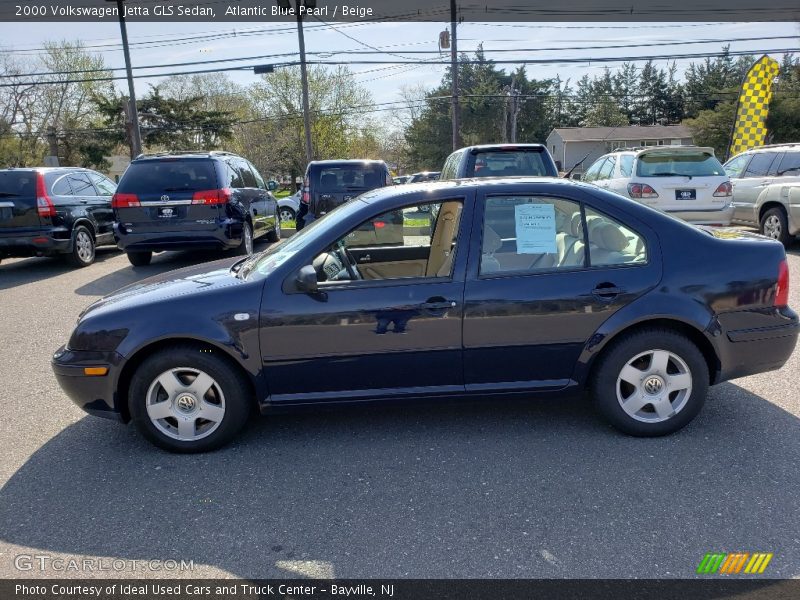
left=335, top=245, right=361, bottom=280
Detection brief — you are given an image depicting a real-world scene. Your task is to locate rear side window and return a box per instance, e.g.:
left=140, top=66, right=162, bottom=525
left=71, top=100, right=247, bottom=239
left=619, top=155, right=634, bottom=177
left=471, top=150, right=550, bottom=177
left=743, top=152, right=777, bottom=178
left=235, top=159, right=258, bottom=188
left=441, top=151, right=462, bottom=180
left=0, top=172, right=36, bottom=199
left=51, top=176, right=72, bottom=196
left=118, top=160, right=217, bottom=194
left=313, top=164, right=385, bottom=192
left=636, top=151, right=725, bottom=177
left=585, top=207, right=647, bottom=266
left=777, top=152, right=800, bottom=176
left=67, top=173, right=96, bottom=196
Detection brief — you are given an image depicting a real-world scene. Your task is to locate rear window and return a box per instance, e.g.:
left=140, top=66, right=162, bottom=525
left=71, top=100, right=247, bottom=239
left=0, top=171, right=36, bottom=199
left=636, top=151, right=725, bottom=177
left=312, top=164, right=385, bottom=192
left=471, top=150, right=550, bottom=177
left=117, top=160, right=217, bottom=194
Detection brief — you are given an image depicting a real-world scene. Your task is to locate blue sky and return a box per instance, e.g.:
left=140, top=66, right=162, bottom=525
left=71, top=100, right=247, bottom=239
left=3, top=21, right=798, bottom=107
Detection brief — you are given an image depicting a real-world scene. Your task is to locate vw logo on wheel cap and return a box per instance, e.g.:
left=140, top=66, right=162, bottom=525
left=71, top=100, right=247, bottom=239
left=176, top=394, right=197, bottom=412
left=644, top=376, right=664, bottom=395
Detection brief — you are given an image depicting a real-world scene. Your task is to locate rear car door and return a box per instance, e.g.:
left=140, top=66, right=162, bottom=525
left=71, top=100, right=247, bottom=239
left=463, top=185, right=660, bottom=393
left=259, top=192, right=472, bottom=403
left=114, top=159, right=222, bottom=235
left=66, top=172, right=114, bottom=243
left=249, top=161, right=278, bottom=232
left=231, top=159, right=268, bottom=236
left=86, top=172, right=117, bottom=244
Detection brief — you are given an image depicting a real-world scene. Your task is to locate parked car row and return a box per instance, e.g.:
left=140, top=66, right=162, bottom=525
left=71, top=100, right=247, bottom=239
left=0, top=151, right=284, bottom=268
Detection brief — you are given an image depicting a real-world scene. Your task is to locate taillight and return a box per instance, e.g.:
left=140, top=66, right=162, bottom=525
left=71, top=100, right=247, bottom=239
left=374, top=221, right=386, bottom=229
left=191, top=188, right=231, bottom=205
left=628, top=183, right=659, bottom=199
left=713, top=181, right=732, bottom=197
left=36, top=173, right=56, bottom=218
left=775, top=259, right=789, bottom=307
left=111, top=193, right=140, bottom=208
left=301, top=175, right=310, bottom=204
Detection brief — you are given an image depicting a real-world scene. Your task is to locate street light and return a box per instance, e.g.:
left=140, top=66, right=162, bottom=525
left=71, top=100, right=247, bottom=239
left=106, top=0, right=142, bottom=158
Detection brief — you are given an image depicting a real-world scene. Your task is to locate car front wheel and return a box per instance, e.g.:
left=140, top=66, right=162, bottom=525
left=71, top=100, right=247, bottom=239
left=128, top=345, right=252, bottom=452
left=760, top=207, right=791, bottom=247
left=591, top=329, right=708, bottom=436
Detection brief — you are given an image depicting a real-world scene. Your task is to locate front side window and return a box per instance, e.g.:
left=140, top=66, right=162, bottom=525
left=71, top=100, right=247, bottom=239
left=598, top=156, right=616, bottom=180
left=585, top=207, right=647, bottom=266
left=480, top=195, right=583, bottom=275
left=314, top=200, right=463, bottom=284
left=583, top=158, right=606, bottom=182
left=89, top=173, right=116, bottom=196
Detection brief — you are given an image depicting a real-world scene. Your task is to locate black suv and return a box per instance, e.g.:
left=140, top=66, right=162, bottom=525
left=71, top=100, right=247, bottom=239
left=113, top=151, right=279, bottom=266
left=297, top=159, right=391, bottom=229
left=0, top=167, right=116, bottom=267
left=439, top=144, right=558, bottom=180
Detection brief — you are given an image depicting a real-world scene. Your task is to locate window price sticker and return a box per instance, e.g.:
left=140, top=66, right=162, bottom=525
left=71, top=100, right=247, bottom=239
left=515, top=203, right=557, bottom=254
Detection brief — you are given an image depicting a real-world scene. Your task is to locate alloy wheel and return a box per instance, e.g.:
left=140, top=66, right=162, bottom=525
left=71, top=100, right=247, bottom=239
left=763, top=214, right=782, bottom=240
left=145, top=367, right=226, bottom=441
left=75, top=230, right=94, bottom=263
left=616, top=349, right=693, bottom=423
left=279, top=208, right=295, bottom=223
left=244, top=224, right=254, bottom=254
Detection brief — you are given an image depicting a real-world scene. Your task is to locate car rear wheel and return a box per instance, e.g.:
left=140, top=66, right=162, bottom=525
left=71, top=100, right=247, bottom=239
left=590, top=329, right=708, bottom=436
left=760, top=207, right=791, bottom=247
left=236, top=221, right=254, bottom=255
left=65, top=226, right=95, bottom=267
left=127, top=251, right=152, bottom=267
left=128, top=346, right=252, bottom=452
left=266, top=221, right=280, bottom=243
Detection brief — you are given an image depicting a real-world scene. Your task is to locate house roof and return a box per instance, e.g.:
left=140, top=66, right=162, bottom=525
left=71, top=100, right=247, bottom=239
left=549, top=125, right=693, bottom=143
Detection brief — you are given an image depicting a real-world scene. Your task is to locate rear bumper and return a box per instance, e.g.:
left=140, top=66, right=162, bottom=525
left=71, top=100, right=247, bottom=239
left=114, top=221, right=242, bottom=252
left=0, top=230, right=71, bottom=257
left=714, top=307, right=799, bottom=382
left=665, top=204, right=734, bottom=226
left=51, top=346, right=126, bottom=421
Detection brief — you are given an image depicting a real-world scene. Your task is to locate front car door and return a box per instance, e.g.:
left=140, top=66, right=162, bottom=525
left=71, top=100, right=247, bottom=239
left=258, top=189, right=473, bottom=404
left=463, top=183, right=661, bottom=394
left=730, top=151, right=778, bottom=224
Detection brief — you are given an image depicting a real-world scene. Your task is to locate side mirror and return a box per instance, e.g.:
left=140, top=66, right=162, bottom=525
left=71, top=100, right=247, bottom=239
left=571, top=173, right=582, bottom=181
left=296, top=265, right=319, bottom=293
left=267, top=180, right=278, bottom=191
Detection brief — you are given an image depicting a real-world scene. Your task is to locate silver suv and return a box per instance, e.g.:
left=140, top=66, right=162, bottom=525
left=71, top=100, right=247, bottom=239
left=724, top=143, right=800, bottom=246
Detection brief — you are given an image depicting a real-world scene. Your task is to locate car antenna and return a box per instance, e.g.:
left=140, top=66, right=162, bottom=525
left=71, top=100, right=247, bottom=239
left=563, top=124, right=624, bottom=179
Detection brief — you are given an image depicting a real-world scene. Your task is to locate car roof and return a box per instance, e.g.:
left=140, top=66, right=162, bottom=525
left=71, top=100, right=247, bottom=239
left=460, top=143, right=547, bottom=152
left=744, top=143, right=800, bottom=153
left=607, top=145, right=715, bottom=157
left=132, top=151, right=240, bottom=162
left=309, top=159, right=387, bottom=166
left=0, top=166, right=86, bottom=173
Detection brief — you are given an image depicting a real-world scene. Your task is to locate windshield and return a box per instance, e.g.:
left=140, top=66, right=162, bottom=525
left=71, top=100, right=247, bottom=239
left=241, top=199, right=366, bottom=281
left=636, top=152, right=725, bottom=177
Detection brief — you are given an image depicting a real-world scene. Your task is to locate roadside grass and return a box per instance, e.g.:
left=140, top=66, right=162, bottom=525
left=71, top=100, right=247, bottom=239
left=404, top=217, right=431, bottom=227
left=274, top=189, right=292, bottom=199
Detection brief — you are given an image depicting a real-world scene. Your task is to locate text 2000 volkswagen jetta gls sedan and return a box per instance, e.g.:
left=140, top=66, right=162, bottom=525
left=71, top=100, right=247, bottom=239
left=53, top=179, right=798, bottom=452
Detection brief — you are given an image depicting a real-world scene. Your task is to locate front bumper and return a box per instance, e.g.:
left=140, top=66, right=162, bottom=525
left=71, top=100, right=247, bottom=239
left=114, top=221, right=242, bottom=252
left=52, top=346, right=126, bottom=421
left=0, top=231, right=71, bottom=257
left=714, top=307, right=799, bottom=382
left=665, top=204, right=735, bottom=226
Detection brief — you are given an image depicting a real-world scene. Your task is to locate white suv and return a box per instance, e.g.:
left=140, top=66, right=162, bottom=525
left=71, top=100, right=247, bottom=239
left=582, top=146, right=733, bottom=226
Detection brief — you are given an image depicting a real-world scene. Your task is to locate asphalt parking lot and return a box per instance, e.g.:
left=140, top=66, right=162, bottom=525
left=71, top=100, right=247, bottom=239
left=0, top=237, right=799, bottom=580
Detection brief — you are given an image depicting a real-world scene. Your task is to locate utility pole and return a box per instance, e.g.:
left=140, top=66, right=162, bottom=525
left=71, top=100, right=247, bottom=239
left=450, top=0, right=460, bottom=151
left=510, top=84, right=521, bottom=143
left=108, top=0, right=142, bottom=158
left=296, top=4, right=313, bottom=163
left=45, top=127, right=59, bottom=166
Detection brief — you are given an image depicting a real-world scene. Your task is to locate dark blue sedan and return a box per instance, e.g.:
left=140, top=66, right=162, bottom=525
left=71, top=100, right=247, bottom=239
left=53, top=178, right=798, bottom=452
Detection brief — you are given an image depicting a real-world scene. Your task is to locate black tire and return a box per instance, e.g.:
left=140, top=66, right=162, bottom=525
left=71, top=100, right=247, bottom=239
left=65, top=225, right=96, bottom=268
left=266, top=221, right=280, bottom=243
left=128, top=345, right=253, bottom=453
left=236, top=221, right=254, bottom=256
left=590, top=328, right=709, bottom=437
left=127, top=251, right=152, bottom=267
left=760, top=207, right=791, bottom=247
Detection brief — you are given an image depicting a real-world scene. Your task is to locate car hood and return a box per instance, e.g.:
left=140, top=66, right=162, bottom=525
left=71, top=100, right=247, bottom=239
left=80, top=256, right=246, bottom=320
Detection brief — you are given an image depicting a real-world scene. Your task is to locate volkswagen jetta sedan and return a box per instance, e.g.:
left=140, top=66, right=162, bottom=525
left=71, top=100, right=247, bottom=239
left=52, top=179, right=798, bottom=452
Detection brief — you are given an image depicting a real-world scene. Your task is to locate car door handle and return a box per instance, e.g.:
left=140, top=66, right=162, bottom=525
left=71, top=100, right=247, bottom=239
left=358, top=254, right=371, bottom=262
left=421, top=298, right=457, bottom=310
left=592, top=284, right=622, bottom=299
left=253, top=208, right=258, bottom=215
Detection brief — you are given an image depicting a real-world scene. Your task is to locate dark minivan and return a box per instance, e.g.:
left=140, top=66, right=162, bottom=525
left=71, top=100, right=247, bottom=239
left=113, top=151, right=279, bottom=266
left=297, top=159, right=391, bottom=229
left=439, top=144, right=559, bottom=180
left=0, top=167, right=116, bottom=267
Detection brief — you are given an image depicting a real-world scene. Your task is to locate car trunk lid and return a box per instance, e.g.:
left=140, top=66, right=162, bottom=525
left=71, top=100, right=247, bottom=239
left=0, top=170, right=44, bottom=230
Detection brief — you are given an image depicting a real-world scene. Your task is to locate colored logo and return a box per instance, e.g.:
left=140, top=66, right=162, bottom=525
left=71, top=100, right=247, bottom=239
left=697, top=552, right=773, bottom=574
